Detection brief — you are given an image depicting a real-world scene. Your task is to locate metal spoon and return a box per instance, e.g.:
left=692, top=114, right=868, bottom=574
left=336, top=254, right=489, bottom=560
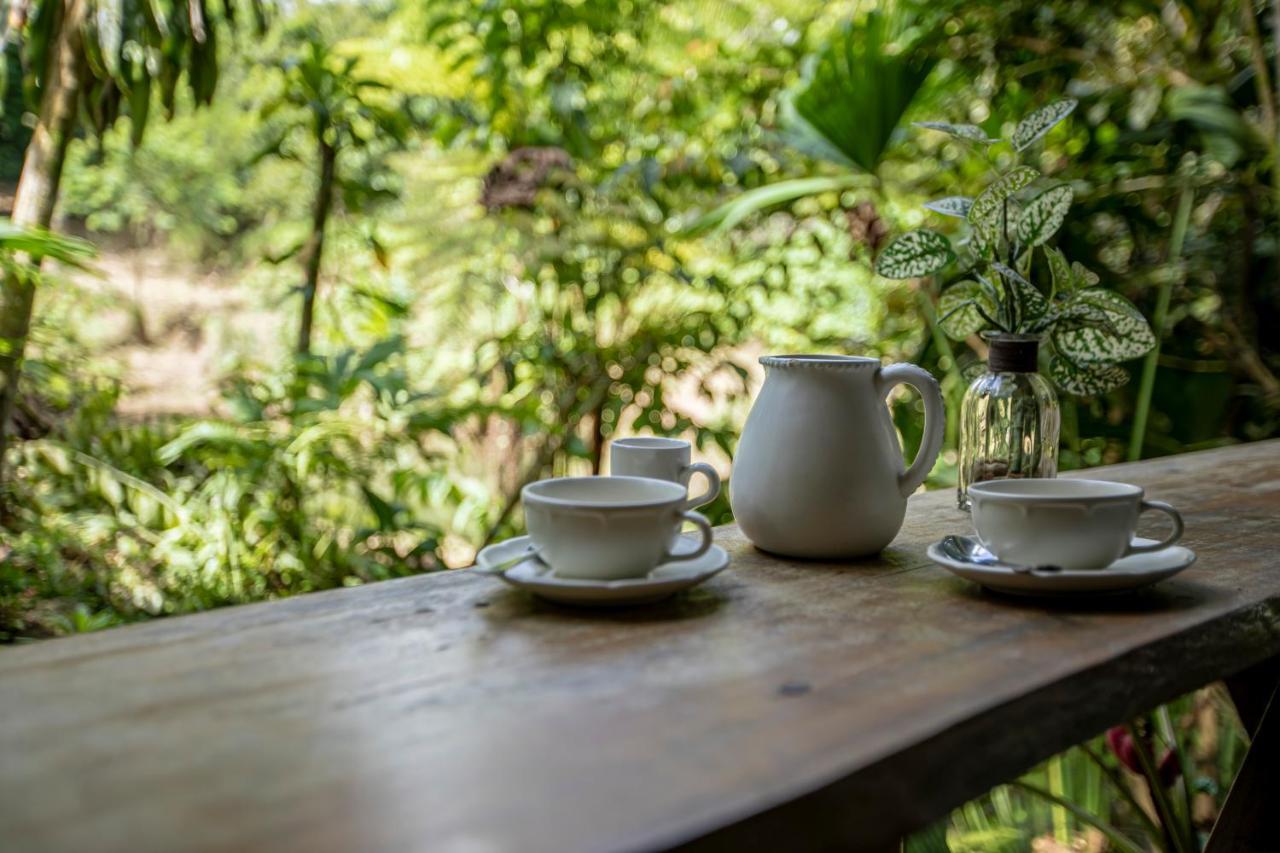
left=476, top=544, right=547, bottom=575
left=939, top=535, right=1063, bottom=575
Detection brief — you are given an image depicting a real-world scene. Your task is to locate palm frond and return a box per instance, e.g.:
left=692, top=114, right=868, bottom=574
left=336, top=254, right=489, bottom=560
left=785, top=10, right=937, bottom=174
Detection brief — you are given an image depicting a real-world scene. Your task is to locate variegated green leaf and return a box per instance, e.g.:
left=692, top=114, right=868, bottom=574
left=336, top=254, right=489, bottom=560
left=1012, top=99, right=1078, bottom=151
left=1053, top=326, right=1141, bottom=365
left=1015, top=184, right=1074, bottom=247
left=1045, top=246, right=1072, bottom=294
left=960, top=360, right=990, bottom=382
left=1045, top=247, right=1100, bottom=294
left=1039, top=299, right=1117, bottom=334
left=968, top=166, right=1039, bottom=248
left=874, top=229, right=955, bottom=279
left=924, top=196, right=973, bottom=218
left=993, top=261, right=1048, bottom=327
left=1051, top=290, right=1155, bottom=363
left=1048, top=356, right=1129, bottom=395
left=1071, top=261, right=1100, bottom=288
left=937, top=280, right=998, bottom=339
left=974, top=273, right=1003, bottom=312
left=914, top=122, right=996, bottom=143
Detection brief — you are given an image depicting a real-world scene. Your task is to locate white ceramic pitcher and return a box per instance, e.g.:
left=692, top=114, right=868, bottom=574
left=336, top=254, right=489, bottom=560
left=730, top=355, right=945, bottom=558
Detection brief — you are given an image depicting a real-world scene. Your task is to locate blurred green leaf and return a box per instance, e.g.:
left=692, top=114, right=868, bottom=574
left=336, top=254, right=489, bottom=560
left=1165, top=85, right=1261, bottom=167
left=682, top=174, right=872, bottom=236
left=785, top=11, right=936, bottom=173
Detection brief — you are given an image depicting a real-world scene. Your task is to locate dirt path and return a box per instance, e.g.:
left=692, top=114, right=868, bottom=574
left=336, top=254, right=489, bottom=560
left=65, top=250, right=285, bottom=418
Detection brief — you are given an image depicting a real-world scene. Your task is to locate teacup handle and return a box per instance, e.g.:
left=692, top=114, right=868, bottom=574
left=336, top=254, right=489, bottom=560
left=1124, top=500, right=1184, bottom=555
left=680, top=462, right=721, bottom=511
left=876, top=363, right=946, bottom=498
left=662, top=511, right=714, bottom=564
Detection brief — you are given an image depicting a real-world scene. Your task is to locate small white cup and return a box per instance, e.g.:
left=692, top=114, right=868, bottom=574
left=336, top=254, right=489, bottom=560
left=608, top=437, right=721, bottom=510
left=968, top=478, right=1184, bottom=571
left=522, top=476, right=714, bottom=580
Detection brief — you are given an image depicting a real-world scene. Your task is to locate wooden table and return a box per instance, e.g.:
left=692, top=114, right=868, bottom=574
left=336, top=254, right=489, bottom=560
left=3, top=441, right=1279, bottom=852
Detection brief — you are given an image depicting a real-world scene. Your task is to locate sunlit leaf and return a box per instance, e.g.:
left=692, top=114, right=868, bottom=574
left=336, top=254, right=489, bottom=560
left=874, top=229, right=955, bottom=279
left=0, top=220, right=97, bottom=270
left=1012, top=99, right=1078, bottom=151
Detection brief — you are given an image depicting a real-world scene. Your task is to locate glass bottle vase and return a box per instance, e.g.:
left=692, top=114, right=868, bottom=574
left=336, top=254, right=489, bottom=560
left=957, top=335, right=1061, bottom=511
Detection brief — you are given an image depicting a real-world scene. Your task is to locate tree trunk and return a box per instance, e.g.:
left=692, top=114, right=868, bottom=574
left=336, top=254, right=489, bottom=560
left=0, top=0, right=85, bottom=486
left=296, top=138, right=337, bottom=356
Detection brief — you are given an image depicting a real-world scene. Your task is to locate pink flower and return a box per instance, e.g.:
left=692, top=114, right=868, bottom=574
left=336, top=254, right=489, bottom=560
left=1106, top=726, right=1181, bottom=786
left=1158, top=747, right=1182, bottom=786
left=1107, top=726, right=1141, bottom=774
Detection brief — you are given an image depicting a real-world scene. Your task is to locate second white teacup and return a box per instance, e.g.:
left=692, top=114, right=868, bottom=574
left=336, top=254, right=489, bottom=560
left=522, top=476, right=714, bottom=580
left=608, top=437, right=721, bottom=510
left=968, top=478, right=1184, bottom=571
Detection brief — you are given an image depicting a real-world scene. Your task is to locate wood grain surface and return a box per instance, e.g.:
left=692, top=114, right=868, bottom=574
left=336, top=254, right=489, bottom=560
left=3, top=440, right=1279, bottom=853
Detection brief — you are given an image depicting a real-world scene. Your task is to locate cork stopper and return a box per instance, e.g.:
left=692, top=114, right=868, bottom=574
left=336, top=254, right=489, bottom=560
left=986, top=335, right=1040, bottom=373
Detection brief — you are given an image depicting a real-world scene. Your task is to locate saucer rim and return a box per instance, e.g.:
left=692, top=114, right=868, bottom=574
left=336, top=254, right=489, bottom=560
left=926, top=536, right=1196, bottom=595
left=476, top=535, right=729, bottom=590
left=927, top=537, right=1197, bottom=576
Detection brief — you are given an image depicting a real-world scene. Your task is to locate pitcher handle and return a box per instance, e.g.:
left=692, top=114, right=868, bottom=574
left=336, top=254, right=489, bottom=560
left=877, top=363, right=946, bottom=499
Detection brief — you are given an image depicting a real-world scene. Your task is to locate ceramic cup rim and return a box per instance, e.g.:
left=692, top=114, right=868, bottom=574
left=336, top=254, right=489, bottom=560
left=522, top=475, right=686, bottom=511
left=968, top=477, right=1143, bottom=504
left=611, top=436, right=689, bottom=452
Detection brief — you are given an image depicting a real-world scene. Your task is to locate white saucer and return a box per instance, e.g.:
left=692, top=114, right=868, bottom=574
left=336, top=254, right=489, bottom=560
left=474, top=535, right=730, bottom=606
left=927, top=537, right=1197, bottom=596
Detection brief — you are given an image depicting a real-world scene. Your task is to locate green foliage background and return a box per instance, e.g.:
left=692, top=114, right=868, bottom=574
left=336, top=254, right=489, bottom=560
left=3, top=0, right=1276, bottom=847
left=3, top=0, right=1275, bottom=637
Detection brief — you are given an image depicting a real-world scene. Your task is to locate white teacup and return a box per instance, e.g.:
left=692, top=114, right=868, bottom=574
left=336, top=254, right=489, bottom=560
left=522, top=476, right=714, bottom=580
left=968, top=478, right=1184, bottom=571
left=608, top=437, right=721, bottom=510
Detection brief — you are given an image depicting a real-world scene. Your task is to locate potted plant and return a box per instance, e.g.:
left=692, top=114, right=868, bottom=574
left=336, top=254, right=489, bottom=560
left=874, top=100, right=1155, bottom=509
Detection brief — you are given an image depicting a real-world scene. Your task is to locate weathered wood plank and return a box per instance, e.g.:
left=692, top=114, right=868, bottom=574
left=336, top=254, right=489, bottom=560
left=2, top=440, right=1279, bottom=852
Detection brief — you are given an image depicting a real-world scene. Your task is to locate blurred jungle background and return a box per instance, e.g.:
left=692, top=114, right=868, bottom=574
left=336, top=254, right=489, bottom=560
left=1, top=0, right=1277, bottom=848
